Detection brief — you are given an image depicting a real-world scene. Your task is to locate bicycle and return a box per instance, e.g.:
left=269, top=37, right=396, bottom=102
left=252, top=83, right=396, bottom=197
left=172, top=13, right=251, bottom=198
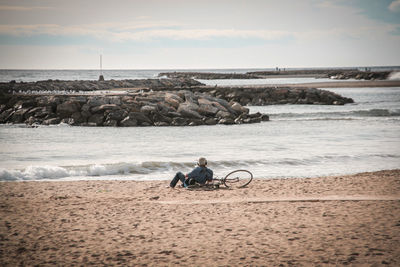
left=187, top=169, right=253, bottom=190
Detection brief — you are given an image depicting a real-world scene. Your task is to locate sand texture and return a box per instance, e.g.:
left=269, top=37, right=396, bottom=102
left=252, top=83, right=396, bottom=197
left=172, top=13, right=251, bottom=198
left=1, top=169, right=400, bottom=266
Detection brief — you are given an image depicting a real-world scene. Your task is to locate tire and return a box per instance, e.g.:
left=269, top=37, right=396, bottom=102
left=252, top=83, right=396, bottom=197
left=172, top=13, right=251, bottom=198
left=223, top=169, right=253, bottom=188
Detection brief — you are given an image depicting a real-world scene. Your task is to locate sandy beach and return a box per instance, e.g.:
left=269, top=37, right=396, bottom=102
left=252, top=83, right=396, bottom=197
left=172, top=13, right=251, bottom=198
left=1, top=169, right=399, bottom=266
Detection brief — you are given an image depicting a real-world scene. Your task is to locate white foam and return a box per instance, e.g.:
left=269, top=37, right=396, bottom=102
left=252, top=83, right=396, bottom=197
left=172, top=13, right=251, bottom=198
left=0, top=162, right=187, bottom=181
left=0, top=166, right=70, bottom=181
left=388, top=71, right=400, bottom=80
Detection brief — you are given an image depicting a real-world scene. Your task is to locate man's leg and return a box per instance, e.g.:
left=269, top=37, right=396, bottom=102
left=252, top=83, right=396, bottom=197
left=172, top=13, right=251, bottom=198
left=170, top=172, right=186, bottom=188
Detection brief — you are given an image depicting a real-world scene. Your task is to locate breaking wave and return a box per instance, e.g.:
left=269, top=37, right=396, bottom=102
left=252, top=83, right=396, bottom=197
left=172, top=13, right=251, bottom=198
left=388, top=71, right=400, bottom=80
left=271, top=108, right=400, bottom=120
left=2, top=155, right=399, bottom=181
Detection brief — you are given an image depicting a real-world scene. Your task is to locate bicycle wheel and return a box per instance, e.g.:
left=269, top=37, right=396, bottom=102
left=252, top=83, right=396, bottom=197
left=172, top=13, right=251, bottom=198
left=223, top=170, right=253, bottom=188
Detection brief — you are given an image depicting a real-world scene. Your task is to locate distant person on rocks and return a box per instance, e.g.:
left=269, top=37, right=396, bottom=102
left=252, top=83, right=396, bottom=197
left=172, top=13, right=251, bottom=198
left=170, top=157, right=213, bottom=188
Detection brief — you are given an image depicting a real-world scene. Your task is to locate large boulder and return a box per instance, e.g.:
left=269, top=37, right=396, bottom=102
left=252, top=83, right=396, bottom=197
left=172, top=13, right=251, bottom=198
left=128, top=112, right=152, bottom=125
left=198, top=97, right=213, bottom=106
left=120, top=116, right=138, bottom=127
left=91, top=104, right=119, bottom=113
left=230, top=102, right=249, bottom=114
left=164, top=93, right=183, bottom=108
left=198, top=104, right=219, bottom=116
left=140, top=105, right=158, bottom=114
left=178, top=101, right=199, bottom=112
left=177, top=106, right=202, bottom=119
left=88, top=113, right=104, bottom=126
left=105, top=109, right=127, bottom=121
left=171, top=117, right=189, bottom=126
left=56, top=100, right=80, bottom=118
left=87, top=97, right=108, bottom=107
left=0, top=108, right=14, bottom=123
left=71, top=112, right=85, bottom=124
left=11, top=108, right=30, bottom=123
left=216, top=110, right=233, bottom=119
left=204, top=118, right=217, bottom=125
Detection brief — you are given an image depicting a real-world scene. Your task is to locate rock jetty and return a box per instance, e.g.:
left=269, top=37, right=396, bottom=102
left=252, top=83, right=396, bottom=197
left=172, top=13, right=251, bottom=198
left=0, top=91, right=268, bottom=127
left=0, top=77, right=356, bottom=127
left=247, top=69, right=391, bottom=80
left=167, top=86, right=354, bottom=106
left=326, top=71, right=390, bottom=80
left=0, top=78, right=203, bottom=93
left=246, top=69, right=356, bottom=76
left=160, top=69, right=392, bottom=80
left=158, top=72, right=262, bottom=80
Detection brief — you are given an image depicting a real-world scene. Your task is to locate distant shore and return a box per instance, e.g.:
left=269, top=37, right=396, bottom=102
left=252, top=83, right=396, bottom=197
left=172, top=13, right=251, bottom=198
left=1, top=169, right=399, bottom=266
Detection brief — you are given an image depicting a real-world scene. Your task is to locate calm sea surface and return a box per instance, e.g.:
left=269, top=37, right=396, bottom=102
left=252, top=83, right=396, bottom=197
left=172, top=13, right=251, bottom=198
left=0, top=69, right=399, bottom=181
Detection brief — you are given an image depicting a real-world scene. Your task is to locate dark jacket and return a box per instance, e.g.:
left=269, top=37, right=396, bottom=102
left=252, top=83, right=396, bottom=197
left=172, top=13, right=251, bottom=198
left=187, top=166, right=213, bottom=184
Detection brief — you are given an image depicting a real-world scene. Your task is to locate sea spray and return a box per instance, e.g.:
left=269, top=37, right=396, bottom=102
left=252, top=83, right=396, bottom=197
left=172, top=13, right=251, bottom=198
left=388, top=71, right=400, bottom=80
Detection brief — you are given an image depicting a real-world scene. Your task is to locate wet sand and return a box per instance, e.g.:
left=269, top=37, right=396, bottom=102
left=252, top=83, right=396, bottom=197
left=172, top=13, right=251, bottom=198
left=1, top=169, right=399, bottom=266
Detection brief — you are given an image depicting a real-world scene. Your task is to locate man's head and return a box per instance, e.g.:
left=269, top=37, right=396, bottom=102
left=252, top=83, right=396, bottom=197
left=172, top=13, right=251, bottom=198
left=198, top=157, right=207, bottom=167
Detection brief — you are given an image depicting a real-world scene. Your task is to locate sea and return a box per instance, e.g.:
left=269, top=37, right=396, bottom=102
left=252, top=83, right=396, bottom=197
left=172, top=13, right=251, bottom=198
left=0, top=68, right=399, bottom=181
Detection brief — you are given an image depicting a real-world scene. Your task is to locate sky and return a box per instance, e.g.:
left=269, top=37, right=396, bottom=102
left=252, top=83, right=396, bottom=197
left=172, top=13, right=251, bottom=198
left=0, top=0, right=399, bottom=69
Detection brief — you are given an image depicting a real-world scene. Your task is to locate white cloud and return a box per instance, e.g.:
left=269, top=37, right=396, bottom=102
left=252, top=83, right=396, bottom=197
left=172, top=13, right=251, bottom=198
left=0, top=5, right=53, bottom=11
left=389, top=0, right=400, bottom=12
left=0, top=23, right=293, bottom=42
left=314, top=0, right=344, bottom=9
left=112, top=29, right=292, bottom=42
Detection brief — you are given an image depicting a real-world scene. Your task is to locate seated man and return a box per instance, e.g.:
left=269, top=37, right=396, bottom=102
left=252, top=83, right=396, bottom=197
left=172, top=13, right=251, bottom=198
left=170, top=157, right=213, bottom=188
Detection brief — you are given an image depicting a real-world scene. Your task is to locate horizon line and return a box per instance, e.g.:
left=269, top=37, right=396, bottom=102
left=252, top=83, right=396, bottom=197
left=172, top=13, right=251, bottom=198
left=1, top=65, right=400, bottom=71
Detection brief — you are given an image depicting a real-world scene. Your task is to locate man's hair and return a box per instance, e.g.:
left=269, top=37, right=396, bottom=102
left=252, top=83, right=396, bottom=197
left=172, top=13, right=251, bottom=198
left=198, top=157, right=207, bottom=166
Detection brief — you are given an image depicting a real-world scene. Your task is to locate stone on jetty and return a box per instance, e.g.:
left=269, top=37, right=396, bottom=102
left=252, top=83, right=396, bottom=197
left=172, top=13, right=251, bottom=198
left=0, top=91, right=268, bottom=127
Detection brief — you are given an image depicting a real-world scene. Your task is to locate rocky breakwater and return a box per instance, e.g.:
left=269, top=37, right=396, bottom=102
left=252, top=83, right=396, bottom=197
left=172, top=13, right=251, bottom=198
left=0, top=91, right=269, bottom=127
left=246, top=69, right=391, bottom=80
left=246, top=69, right=357, bottom=77
left=327, top=71, right=391, bottom=80
left=184, top=87, right=354, bottom=105
left=158, top=72, right=262, bottom=79
left=0, top=78, right=203, bottom=93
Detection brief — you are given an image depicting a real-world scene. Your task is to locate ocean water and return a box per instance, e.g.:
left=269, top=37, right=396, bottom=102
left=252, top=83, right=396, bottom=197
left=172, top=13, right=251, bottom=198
left=0, top=82, right=399, bottom=181
left=0, top=69, right=269, bottom=82
left=1, top=66, right=399, bottom=83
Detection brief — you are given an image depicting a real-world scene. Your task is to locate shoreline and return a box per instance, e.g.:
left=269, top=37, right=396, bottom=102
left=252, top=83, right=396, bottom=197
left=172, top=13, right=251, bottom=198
left=1, top=169, right=399, bottom=266
left=1, top=168, right=399, bottom=183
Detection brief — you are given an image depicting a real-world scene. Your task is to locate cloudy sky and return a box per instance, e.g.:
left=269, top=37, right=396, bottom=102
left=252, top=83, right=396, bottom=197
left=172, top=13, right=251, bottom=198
left=0, top=0, right=399, bottom=69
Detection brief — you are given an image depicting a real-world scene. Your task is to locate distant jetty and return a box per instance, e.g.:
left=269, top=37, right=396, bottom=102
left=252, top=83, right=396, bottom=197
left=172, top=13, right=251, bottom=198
left=159, top=69, right=391, bottom=80
left=158, top=72, right=262, bottom=80
left=0, top=78, right=203, bottom=93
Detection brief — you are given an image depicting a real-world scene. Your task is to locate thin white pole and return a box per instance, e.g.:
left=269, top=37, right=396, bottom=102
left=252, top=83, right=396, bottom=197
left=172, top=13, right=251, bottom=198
left=100, top=54, right=103, bottom=75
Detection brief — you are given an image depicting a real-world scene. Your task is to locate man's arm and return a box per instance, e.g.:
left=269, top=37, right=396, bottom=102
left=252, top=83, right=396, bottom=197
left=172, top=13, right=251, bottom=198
left=206, top=169, right=213, bottom=183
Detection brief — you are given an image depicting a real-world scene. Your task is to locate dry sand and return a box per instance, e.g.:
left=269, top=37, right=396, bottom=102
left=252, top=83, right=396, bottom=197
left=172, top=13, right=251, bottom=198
left=1, top=169, right=399, bottom=266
